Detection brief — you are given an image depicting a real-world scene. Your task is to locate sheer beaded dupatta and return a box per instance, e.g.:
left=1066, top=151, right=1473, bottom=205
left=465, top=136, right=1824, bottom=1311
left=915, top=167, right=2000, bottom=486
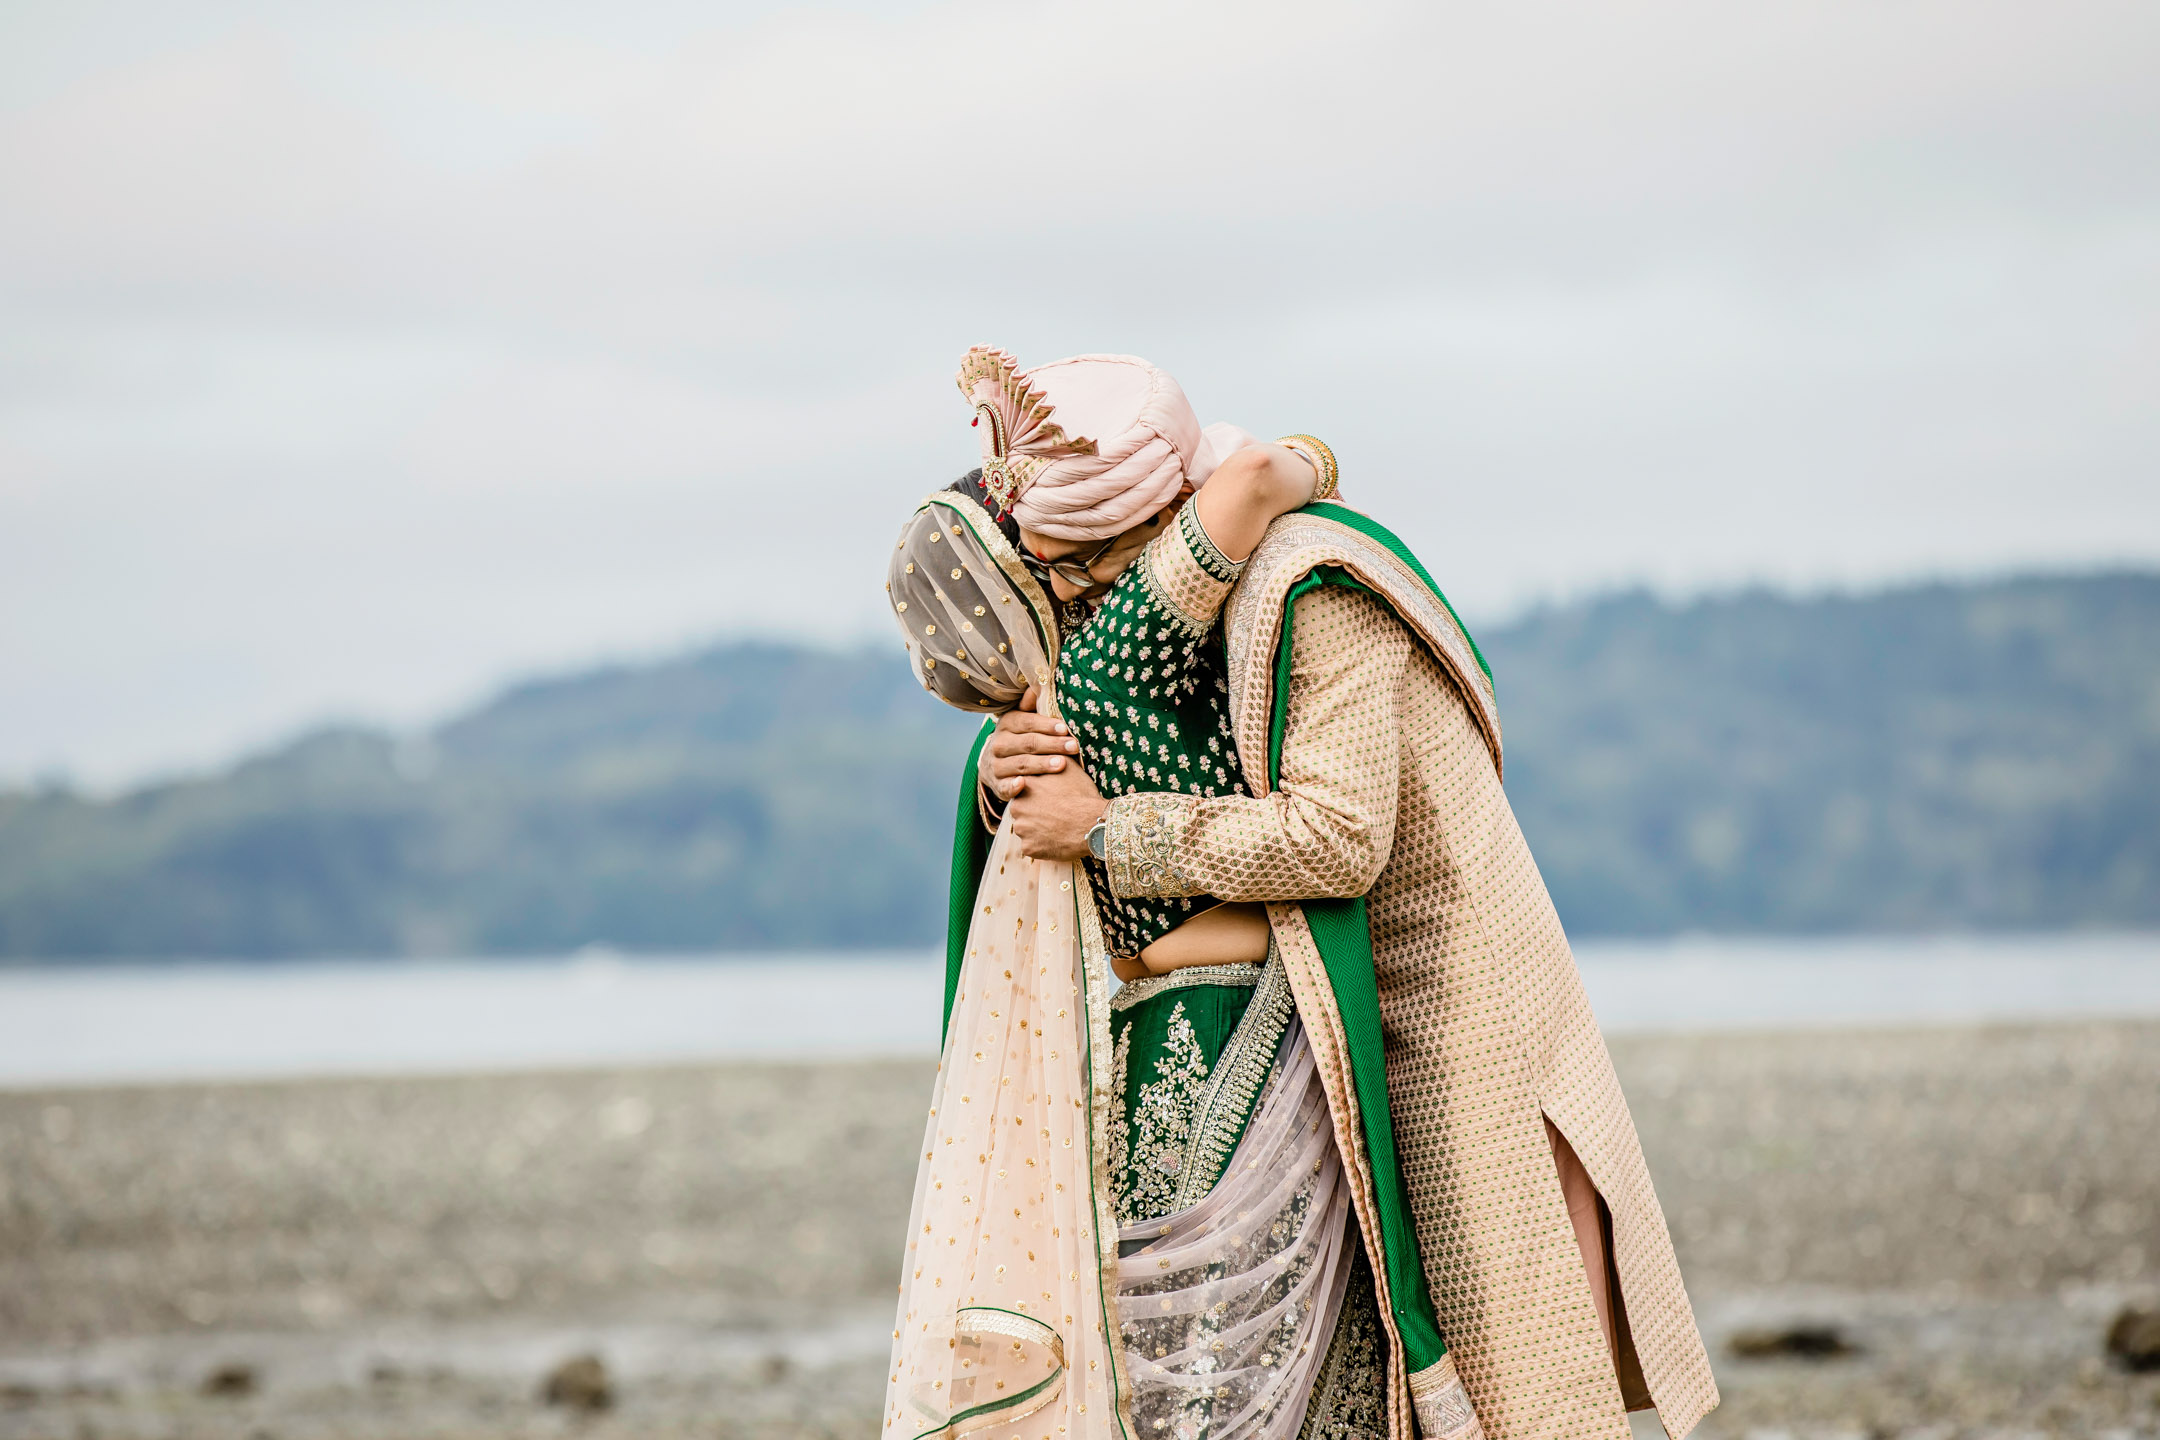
left=888, top=494, right=1043, bottom=714
left=885, top=493, right=1133, bottom=1440
left=1115, top=1017, right=1358, bottom=1440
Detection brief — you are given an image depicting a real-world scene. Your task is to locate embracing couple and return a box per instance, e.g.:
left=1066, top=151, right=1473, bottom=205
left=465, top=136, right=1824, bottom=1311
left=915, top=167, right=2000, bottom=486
left=881, top=349, right=1718, bottom=1440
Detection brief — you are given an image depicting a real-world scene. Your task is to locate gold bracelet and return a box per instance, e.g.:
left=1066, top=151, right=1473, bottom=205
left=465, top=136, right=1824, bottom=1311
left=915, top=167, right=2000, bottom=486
left=1275, top=434, right=1339, bottom=501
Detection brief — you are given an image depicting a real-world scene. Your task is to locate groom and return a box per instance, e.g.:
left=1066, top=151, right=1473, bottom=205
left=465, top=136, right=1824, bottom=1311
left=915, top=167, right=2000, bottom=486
left=974, top=396, right=1718, bottom=1440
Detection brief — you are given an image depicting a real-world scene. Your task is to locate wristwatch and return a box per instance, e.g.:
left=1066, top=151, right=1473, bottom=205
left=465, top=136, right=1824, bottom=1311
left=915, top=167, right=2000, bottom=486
left=1085, top=814, right=1108, bottom=862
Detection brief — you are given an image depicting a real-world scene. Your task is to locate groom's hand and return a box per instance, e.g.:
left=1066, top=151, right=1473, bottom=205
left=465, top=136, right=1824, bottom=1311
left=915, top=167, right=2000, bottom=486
left=983, top=685, right=1082, bottom=801
left=1010, top=764, right=1108, bottom=862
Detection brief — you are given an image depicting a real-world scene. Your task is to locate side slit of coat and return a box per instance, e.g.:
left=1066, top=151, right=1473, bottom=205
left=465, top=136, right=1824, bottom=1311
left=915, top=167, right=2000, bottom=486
left=1545, top=1117, right=1653, bottom=1413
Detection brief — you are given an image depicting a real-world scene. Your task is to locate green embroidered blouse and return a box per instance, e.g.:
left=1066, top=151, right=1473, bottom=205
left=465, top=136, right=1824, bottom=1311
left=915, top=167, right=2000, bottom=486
left=1057, top=501, right=1248, bottom=960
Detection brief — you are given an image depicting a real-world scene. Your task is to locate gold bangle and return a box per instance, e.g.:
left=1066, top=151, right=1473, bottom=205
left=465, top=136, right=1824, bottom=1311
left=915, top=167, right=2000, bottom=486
left=1275, top=434, right=1339, bottom=501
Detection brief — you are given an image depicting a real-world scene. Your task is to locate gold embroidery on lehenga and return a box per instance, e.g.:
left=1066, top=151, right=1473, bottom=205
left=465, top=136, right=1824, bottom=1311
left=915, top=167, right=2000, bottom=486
left=1118, top=1085, right=1352, bottom=1440
left=1119, top=1001, right=1210, bottom=1224
left=1109, top=952, right=1296, bottom=1224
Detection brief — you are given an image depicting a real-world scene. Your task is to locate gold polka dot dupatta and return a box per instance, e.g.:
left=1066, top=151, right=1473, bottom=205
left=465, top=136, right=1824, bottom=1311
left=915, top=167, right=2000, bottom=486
left=883, top=489, right=1133, bottom=1438
left=888, top=499, right=1043, bottom=713
left=885, top=827, right=1127, bottom=1439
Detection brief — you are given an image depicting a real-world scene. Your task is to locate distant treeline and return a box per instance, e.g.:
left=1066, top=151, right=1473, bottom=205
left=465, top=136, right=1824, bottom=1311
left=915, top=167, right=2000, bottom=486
left=2, top=572, right=2154, bottom=958
left=1494, top=572, right=2159, bottom=933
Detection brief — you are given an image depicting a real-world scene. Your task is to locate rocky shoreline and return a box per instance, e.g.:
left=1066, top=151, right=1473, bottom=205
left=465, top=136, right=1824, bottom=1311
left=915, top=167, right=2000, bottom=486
left=3, top=1020, right=2156, bottom=1439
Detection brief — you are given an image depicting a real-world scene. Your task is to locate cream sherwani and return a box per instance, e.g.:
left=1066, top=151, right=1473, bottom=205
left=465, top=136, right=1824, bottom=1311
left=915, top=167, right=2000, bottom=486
left=1099, top=515, right=1720, bottom=1440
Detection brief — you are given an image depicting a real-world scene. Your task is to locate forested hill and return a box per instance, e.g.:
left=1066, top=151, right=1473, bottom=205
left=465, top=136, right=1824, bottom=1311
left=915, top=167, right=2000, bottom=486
left=0, top=646, right=983, bottom=958
left=2, top=571, right=2154, bottom=958
left=1492, top=572, right=2158, bottom=933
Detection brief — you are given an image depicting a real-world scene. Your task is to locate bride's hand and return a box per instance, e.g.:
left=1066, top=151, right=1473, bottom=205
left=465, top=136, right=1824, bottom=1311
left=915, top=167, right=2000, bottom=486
left=982, top=686, right=1080, bottom=801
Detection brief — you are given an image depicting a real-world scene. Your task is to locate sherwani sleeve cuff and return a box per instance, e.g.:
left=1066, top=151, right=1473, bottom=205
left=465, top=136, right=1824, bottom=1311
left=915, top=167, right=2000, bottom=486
left=1135, top=499, right=1243, bottom=637
left=1103, top=792, right=1208, bottom=899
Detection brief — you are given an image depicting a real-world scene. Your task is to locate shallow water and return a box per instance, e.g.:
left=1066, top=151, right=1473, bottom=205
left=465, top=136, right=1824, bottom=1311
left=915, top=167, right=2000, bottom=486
left=1, top=932, right=2156, bottom=1088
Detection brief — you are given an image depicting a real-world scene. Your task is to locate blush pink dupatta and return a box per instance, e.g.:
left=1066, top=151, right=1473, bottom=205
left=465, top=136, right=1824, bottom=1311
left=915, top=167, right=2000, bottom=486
left=883, top=824, right=1131, bottom=1440
left=884, top=492, right=1135, bottom=1439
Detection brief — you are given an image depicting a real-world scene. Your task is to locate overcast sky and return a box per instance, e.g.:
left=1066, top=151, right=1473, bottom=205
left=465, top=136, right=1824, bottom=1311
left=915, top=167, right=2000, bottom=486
left=3, top=0, right=2156, bottom=787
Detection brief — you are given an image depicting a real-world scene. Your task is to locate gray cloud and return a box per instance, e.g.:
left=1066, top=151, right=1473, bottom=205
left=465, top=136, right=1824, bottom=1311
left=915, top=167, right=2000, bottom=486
left=2, top=0, right=2155, bottom=783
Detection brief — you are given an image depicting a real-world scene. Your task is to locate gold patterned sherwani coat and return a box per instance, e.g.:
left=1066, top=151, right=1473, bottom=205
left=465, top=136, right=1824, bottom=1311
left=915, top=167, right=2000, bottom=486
left=1096, top=503, right=1721, bottom=1440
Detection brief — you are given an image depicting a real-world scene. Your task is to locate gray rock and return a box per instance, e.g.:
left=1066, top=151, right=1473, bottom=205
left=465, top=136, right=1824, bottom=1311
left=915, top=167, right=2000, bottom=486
left=2105, top=1306, right=2160, bottom=1371
left=1728, top=1325, right=1856, bottom=1360
left=542, top=1353, right=612, bottom=1410
left=201, top=1361, right=257, bottom=1396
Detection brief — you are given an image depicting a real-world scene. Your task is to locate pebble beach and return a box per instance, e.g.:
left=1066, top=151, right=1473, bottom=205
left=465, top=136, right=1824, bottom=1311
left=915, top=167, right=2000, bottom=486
left=2, top=1020, right=2156, bottom=1439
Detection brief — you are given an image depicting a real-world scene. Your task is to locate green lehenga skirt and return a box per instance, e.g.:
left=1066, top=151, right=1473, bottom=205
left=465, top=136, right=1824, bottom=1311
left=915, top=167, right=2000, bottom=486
left=1110, top=957, right=1388, bottom=1440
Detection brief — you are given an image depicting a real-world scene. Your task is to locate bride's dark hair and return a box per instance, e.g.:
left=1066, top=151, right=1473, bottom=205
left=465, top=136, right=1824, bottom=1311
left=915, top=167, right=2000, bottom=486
left=947, top=468, right=1021, bottom=547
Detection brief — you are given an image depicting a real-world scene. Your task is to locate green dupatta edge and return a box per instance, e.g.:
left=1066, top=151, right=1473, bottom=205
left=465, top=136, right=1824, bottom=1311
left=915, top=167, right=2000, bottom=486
left=944, top=720, right=998, bottom=1044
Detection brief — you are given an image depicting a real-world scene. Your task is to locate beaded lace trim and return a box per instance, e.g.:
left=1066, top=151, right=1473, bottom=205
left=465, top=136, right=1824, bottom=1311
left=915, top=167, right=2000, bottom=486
left=1180, top=498, right=1245, bottom=583
left=1135, top=544, right=1207, bottom=641
left=1135, top=500, right=1240, bottom=641
left=1110, top=961, right=1264, bottom=1012
left=1172, top=950, right=1294, bottom=1209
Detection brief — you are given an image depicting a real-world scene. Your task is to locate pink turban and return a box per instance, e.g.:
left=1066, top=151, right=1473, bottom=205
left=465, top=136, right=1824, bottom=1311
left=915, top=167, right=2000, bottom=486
left=957, top=347, right=1256, bottom=541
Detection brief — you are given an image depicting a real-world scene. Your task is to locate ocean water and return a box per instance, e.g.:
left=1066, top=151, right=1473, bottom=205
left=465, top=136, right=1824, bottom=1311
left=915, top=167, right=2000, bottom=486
left=1, top=933, right=2156, bottom=1089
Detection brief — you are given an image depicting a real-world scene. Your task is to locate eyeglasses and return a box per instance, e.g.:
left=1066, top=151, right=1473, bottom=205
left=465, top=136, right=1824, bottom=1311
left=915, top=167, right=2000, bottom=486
left=1020, top=534, right=1122, bottom=589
